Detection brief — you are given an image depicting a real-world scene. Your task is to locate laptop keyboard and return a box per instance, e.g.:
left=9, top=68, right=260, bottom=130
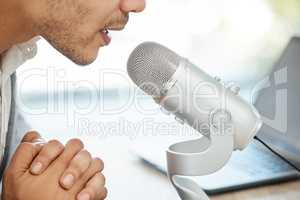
left=227, top=140, right=296, bottom=177
left=192, top=140, right=299, bottom=193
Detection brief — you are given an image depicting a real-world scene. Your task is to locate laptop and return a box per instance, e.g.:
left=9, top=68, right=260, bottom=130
left=130, top=37, right=300, bottom=195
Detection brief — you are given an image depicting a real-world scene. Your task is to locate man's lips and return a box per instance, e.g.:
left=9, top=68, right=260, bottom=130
left=100, top=28, right=111, bottom=45
left=99, top=25, right=126, bottom=46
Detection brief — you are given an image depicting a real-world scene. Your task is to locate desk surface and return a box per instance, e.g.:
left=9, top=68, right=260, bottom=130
left=78, top=136, right=300, bottom=200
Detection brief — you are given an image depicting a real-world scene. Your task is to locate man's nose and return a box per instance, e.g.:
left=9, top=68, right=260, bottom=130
left=120, top=0, right=146, bottom=13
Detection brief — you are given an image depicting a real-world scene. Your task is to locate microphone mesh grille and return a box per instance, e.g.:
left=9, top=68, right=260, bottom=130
left=127, top=42, right=180, bottom=97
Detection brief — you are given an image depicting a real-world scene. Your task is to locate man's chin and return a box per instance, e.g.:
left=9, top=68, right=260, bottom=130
left=66, top=50, right=99, bottom=66
left=71, top=56, right=96, bottom=66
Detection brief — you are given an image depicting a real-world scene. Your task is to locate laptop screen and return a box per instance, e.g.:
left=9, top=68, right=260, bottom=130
left=255, top=37, right=300, bottom=169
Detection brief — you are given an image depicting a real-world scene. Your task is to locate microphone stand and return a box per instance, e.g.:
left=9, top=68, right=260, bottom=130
left=167, top=121, right=234, bottom=200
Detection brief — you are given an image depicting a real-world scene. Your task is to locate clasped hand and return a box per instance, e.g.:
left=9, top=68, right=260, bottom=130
left=2, top=131, right=107, bottom=200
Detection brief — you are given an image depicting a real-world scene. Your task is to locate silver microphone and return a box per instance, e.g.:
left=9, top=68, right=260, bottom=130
left=127, top=42, right=262, bottom=200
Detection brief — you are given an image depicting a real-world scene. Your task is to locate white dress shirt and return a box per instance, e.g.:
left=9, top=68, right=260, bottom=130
left=0, top=37, right=39, bottom=164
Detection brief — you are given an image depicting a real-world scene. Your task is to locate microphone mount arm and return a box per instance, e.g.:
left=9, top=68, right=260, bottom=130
left=167, top=122, right=234, bottom=200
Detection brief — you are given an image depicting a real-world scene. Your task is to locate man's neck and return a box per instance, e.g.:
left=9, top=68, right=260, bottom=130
left=0, top=0, right=36, bottom=54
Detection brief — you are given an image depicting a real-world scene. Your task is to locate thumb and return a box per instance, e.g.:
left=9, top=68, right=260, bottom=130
left=9, top=142, right=42, bottom=174
left=8, top=131, right=45, bottom=175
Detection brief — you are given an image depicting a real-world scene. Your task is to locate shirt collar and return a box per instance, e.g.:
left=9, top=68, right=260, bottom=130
left=1, top=36, right=40, bottom=78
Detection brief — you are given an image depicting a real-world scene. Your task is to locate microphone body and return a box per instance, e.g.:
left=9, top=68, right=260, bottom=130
left=127, top=42, right=262, bottom=200
left=159, top=58, right=261, bottom=150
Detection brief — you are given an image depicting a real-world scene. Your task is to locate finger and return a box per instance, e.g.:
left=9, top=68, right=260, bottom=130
left=73, top=158, right=104, bottom=191
left=21, top=131, right=46, bottom=152
left=51, top=138, right=84, bottom=173
left=60, top=150, right=92, bottom=189
left=9, top=142, right=41, bottom=173
left=30, top=139, right=64, bottom=175
left=77, top=173, right=107, bottom=200
left=21, top=130, right=43, bottom=143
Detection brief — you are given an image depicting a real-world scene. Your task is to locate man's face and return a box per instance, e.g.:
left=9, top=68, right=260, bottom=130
left=33, top=0, right=145, bottom=65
